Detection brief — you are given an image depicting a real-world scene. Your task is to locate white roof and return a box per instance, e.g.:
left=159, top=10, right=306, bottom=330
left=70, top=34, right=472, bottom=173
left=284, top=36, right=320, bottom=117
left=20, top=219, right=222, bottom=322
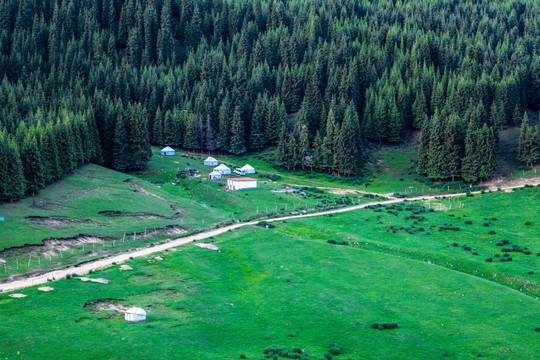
left=205, top=156, right=217, bottom=162
left=126, top=306, right=146, bottom=315
left=214, top=164, right=230, bottom=170
left=209, top=170, right=221, bottom=175
left=161, top=146, right=175, bottom=152
left=240, top=164, right=255, bottom=171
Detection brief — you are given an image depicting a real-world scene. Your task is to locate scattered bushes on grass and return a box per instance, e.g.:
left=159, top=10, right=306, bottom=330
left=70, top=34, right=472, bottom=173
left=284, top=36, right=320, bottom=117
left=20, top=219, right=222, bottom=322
left=486, top=258, right=493, bottom=262
left=453, top=243, right=459, bottom=247
left=483, top=223, right=489, bottom=227
left=463, top=245, right=472, bottom=251
left=465, top=220, right=472, bottom=225
left=257, top=221, right=275, bottom=229
left=489, top=230, right=496, bottom=234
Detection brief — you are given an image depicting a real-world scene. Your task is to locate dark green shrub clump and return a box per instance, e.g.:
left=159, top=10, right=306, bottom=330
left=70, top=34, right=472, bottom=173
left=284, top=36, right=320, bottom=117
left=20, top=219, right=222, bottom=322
left=328, top=344, right=342, bottom=356
left=465, top=220, right=472, bottom=225
left=463, top=245, right=472, bottom=251
left=327, top=239, right=338, bottom=244
left=486, top=258, right=492, bottom=262
left=372, top=322, right=398, bottom=330
left=489, top=230, right=496, bottom=234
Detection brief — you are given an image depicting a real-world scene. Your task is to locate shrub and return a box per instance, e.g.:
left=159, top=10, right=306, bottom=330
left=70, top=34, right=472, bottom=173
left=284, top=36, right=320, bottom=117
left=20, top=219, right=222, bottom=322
left=328, top=344, right=342, bottom=356
left=465, top=220, right=472, bottom=225
left=525, top=222, right=532, bottom=226
left=491, top=217, right=497, bottom=221
left=502, top=240, right=510, bottom=244
left=463, top=245, right=472, bottom=251
left=483, top=223, right=489, bottom=227
left=494, top=254, right=500, bottom=258
left=496, top=242, right=503, bottom=246
left=529, top=271, right=535, bottom=275
left=66, top=274, right=71, bottom=279
left=489, top=230, right=496, bottom=234
left=472, top=252, right=478, bottom=255
left=288, top=333, right=295, bottom=337
left=327, top=239, right=338, bottom=244
left=486, top=258, right=492, bottom=262
left=372, top=322, right=398, bottom=330
left=240, top=354, right=246, bottom=359
left=453, top=243, right=459, bottom=247
left=129, top=257, right=134, bottom=260
left=507, top=257, right=513, bottom=262
left=535, top=327, right=540, bottom=332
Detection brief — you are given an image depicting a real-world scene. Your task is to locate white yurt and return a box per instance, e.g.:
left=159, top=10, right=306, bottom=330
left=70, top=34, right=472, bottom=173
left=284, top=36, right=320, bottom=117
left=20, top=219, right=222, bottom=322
left=204, top=156, right=218, bottom=166
left=124, top=306, right=147, bottom=322
left=214, top=164, right=231, bottom=175
left=209, top=170, right=222, bottom=180
left=240, top=164, right=256, bottom=174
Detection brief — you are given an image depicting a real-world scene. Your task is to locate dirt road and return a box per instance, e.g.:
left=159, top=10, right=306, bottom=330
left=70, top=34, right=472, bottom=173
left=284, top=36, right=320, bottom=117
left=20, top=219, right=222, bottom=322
left=1, top=182, right=537, bottom=293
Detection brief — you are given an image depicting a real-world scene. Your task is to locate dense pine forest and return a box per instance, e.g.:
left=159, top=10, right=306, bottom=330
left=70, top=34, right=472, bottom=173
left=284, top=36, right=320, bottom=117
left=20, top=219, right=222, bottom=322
left=0, top=0, right=539, bottom=200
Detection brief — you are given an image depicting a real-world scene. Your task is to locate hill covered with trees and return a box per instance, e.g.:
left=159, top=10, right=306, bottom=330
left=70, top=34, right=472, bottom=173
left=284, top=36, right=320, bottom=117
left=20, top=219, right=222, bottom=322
left=1, top=0, right=539, bottom=200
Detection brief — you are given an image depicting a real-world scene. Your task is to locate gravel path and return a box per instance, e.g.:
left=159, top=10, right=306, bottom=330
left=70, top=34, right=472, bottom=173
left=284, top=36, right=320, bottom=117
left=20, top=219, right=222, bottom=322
left=1, top=183, right=537, bottom=293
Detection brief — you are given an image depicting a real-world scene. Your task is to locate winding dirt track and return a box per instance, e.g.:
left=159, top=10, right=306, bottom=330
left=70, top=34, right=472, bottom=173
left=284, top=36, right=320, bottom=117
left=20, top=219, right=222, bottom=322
left=1, top=183, right=537, bottom=293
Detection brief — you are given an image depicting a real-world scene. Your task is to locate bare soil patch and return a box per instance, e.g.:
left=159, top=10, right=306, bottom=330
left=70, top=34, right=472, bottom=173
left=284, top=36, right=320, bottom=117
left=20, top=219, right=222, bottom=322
left=84, top=298, right=128, bottom=314
left=26, top=216, right=94, bottom=229
left=195, top=243, right=219, bottom=251
left=80, top=277, right=109, bottom=284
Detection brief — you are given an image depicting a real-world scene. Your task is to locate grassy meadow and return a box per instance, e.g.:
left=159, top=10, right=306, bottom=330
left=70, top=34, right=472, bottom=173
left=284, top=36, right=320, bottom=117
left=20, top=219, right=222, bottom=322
left=0, top=153, right=359, bottom=281
left=0, top=187, right=538, bottom=359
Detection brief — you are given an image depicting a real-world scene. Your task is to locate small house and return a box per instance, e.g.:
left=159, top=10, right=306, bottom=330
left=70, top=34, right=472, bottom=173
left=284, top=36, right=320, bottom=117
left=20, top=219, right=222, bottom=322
left=227, top=177, right=257, bottom=191
left=160, top=146, right=175, bottom=156
left=240, top=164, right=256, bottom=174
left=209, top=170, right=222, bottom=180
left=214, top=164, right=231, bottom=175
left=125, top=306, right=147, bottom=322
left=204, top=156, right=218, bottom=166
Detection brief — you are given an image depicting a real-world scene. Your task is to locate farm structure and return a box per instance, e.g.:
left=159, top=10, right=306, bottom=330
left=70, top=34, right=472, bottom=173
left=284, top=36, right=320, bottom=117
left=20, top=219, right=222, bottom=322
left=234, top=164, right=256, bottom=175
left=160, top=146, right=175, bottom=156
left=204, top=157, right=218, bottom=166
left=209, top=170, right=222, bottom=180
left=124, top=306, right=147, bottom=322
left=214, top=164, right=231, bottom=175
left=227, top=178, right=258, bottom=190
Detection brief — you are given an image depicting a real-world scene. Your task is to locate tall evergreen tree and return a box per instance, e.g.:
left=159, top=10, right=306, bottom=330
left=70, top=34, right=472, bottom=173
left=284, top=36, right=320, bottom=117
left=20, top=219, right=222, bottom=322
left=229, top=105, right=246, bottom=155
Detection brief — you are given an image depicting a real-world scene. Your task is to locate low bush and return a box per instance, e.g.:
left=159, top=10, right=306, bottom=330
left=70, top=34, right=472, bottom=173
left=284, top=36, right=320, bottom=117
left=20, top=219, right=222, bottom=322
left=486, top=258, right=493, bottom=262
left=328, top=344, right=342, bottom=356
left=465, top=220, right=472, bottom=225
left=489, top=230, right=496, bottom=234
left=372, top=322, right=398, bottom=330
left=534, top=327, right=540, bottom=332
left=525, top=222, right=532, bottom=225
left=327, top=239, right=338, bottom=244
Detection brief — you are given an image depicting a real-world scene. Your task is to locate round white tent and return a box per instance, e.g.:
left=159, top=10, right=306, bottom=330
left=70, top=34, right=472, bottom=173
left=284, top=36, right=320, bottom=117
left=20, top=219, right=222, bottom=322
left=209, top=170, right=222, bottom=179
left=240, top=164, right=256, bottom=174
left=124, top=306, right=147, bottom=322
left=204, top=156, right=218, bottom=166
left=214, top=164, right=231, bottom=175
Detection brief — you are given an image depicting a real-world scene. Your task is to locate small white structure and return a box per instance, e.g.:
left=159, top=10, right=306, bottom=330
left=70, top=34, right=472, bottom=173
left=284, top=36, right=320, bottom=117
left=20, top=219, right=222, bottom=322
left=204, top=156, right=218, bottom=166
left=214, top=164, right=231, bottom=175
left=160, top=146, right=175, bottom=156
left=227, top=177, right=258, bottom=191
left=209, top=170, right=222, bottom=180
left=125, top=306, right=147, bottom=322
left=240, top=164, right=256, bottom=174
left=235, top=164, right=256, bottom=175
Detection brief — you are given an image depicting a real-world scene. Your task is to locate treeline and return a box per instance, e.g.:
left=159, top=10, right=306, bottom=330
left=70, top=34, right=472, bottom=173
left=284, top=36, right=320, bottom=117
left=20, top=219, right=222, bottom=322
left=0, top=0, right=539, bottom=200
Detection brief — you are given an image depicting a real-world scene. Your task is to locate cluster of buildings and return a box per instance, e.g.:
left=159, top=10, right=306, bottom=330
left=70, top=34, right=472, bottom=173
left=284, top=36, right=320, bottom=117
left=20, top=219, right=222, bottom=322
left=159, top=148, right=258, bottom=190
left=204, top=157, right=257, bottom=190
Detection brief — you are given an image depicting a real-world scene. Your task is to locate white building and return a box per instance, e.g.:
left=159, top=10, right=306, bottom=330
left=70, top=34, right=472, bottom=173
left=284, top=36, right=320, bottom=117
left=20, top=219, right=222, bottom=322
left=240, top=164, right=256, bottom=174
left=124, top=306, right=147, bottom=322
left=214, top=164, right=231, bottom=175
left=160, top=146, right=175, bottom=156
left=204, top=156, right=218, bottom=166
left=209, top=170, right=222, bottom=180
left=227, top=177, right=258, bottom=190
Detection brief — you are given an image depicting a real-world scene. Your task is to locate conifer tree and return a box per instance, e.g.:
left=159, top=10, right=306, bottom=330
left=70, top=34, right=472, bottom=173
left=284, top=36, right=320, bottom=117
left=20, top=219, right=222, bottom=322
left=229, top=106, right=246, bottom=155
left=518, top=113, right=539, bottom=166
left=21, top=133, right=45, bottom=194
left=183, top=114, right=199, bottom=151
left=0, top=135, right=25, bottom=201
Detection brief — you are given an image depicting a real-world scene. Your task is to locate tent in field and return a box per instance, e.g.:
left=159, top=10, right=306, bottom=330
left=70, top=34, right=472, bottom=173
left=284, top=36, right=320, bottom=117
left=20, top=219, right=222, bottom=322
left=214, top=164, right=231, bottom=175
left=160, top=146, right=175, bottom=156
left=124, top=307, right=147, bottom=322
left=209, top=170, right=222, bottom=180
left=239, top=164, right=256, bottom=174
left=204, top=157, right=218, bottom=166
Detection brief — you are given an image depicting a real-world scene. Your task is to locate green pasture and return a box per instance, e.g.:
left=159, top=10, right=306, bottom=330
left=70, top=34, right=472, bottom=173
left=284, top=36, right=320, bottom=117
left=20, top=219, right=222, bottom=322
left=1, top=212, right=538, bottom=359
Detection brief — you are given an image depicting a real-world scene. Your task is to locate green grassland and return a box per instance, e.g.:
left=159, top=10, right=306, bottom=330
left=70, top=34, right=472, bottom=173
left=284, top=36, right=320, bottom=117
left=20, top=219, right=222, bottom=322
left=0, top=153, right=358, bottom=281
left=0, top=187, right=538, bottom=359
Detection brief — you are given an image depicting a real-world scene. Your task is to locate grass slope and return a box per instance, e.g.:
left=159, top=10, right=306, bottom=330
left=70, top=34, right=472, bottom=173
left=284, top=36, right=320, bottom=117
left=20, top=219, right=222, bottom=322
left=0, top=225, right=538, bottom=359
